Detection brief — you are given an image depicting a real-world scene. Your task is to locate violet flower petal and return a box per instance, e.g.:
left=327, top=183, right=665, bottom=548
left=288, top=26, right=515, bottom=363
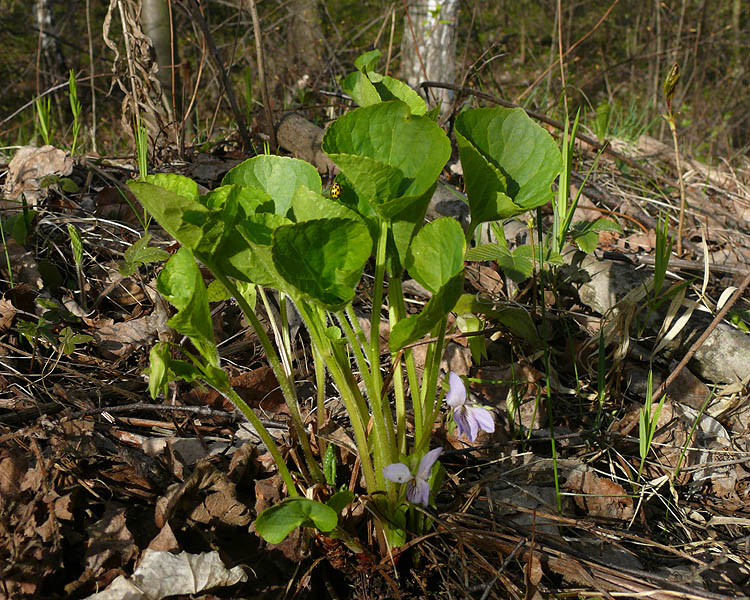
left=406, top=478, right=430, bottom=506
left=445, top=372, right=466, bottom=408
left=416, top=447, right=443, bottom=480
left=453, top=405, right=471, bottom=439
left=470, top=405, right=495, bottom=434
left=383, top=462, right=412, bottom=483
left=465, top=410, right=480, bottom=442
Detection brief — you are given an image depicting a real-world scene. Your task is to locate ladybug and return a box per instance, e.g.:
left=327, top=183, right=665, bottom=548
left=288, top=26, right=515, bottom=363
left=330, top=181, right=342, bottom=199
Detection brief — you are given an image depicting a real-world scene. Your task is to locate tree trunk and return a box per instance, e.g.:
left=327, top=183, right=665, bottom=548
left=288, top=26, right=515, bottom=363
left=400, top=0, right=460, bottom=111
left=34, top=0, right=67, bottom=91
left=141, top=0, right=179, bottom=121
left=286, top=0, right=324, bottom=92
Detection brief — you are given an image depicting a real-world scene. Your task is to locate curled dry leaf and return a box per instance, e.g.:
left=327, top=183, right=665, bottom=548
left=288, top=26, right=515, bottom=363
left=83, top=550, right=246, bottom=600
left=565, top=464, right=634, bottom=521
left=2, top=145, right=73, bottom=205
left=155, top=460, right=251, bottom=530
left=92, top=303, right=168, bottom=359
left=85, top=505, right=138, bottom=575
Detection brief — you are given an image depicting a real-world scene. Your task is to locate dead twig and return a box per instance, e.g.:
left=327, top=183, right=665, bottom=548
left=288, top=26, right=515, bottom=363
left=650, top=271, right=750, bottom=405
left=246, top=0, right=277, bottom=151
left=183, top=0, right=251, bottom=149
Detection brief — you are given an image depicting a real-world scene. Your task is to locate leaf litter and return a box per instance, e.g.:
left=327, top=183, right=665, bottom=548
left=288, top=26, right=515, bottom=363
left=0, top=128, right=748, bottom=599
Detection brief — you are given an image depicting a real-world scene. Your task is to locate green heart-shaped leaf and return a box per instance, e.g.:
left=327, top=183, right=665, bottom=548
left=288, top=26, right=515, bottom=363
left=128, top=181, right=210, bottom=250
left=323, top=101, right=450, bottom=272
left=157, top=248, right=218, bottom=366
left=201, top=184, right=274, bottom=214
left=222, top=155, right=321, bottom=217
left=272, top=218, right=372, bottom=310
left=144, top=173, right=198, bottom=200
left=290, top=185, right=363, bottom=223
left=406, top=217, right=465, bottom=293
left=456, top=107, right=561, bottom=223
left=342, top=50, right=427, bottom=115
left=255, top=498, right=338, bottom=544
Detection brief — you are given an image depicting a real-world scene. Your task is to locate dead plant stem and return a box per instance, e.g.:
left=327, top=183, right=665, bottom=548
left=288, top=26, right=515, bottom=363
left=186, top=0, right=251, bottom=149
left=668, top=114, right=688, bottom=256
left=246, top=0, right=277, bottom=151
left=516, top=0, right=619, bottom=103
left=85, top=0, right=97, bottom=153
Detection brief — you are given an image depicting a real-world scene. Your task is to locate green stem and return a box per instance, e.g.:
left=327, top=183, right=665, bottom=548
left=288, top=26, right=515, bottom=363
left=537, top=206, right=562, bottom=514
left=388, top=277, right=421, bottom=442
left=296, top=302, right=379, bottom=492
left=313, top=346, right=327, bottom=456
left=223, top=386, right=298, bottom=495
left=217, top=274, right=323, bottom=484
left=416, top=316, right=448, bottom=453
left=370, top=220, right=388, bottom=403
left=336, top=310, right=393, bottom=491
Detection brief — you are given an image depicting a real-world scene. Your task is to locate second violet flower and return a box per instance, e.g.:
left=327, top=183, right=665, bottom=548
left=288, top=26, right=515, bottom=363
left=445, top=371, right=494, bottom=442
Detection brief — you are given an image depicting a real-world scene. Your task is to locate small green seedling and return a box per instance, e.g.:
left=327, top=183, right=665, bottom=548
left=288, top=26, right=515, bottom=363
left=68, top=70, right=83, bottom=154
left=638, top=368, right=667, bottom=484
left=35, top=95, right=54, bottom=146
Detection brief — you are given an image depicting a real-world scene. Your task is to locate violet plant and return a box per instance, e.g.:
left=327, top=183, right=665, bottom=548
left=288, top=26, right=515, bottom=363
left=127, top=50, right=561, bottom=551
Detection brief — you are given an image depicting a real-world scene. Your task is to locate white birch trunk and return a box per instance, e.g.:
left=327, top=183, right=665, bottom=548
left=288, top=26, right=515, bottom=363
left=400, top=0, right=460, bottom=111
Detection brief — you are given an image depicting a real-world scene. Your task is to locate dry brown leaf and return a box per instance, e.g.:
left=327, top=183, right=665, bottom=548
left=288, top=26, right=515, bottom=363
left=1, top=239, right=44, bottom=290
left=0, top=298, right=17, bottom=333
left=1, top=145, right=73, bottom=204
left=616, top=229, right=656, bottom=253
left=190, top=491, right=252, bottom=527
left=93, top=185, right=143, bottom=226
left=85, top=505, right=138, bottom=575
left=526, top=551, right=544, bottom=586
left=185, top=365, right=286, bottom=414
left=565, top=464, right=634, bottom=520
left=53, top=493, right=75, bottom=521
left=82, top=550, right=246, bottom=600
left=147, top=522, right=180, bottom=553
left=93, top=307, right=168, bottom=359
left=477, top=265, right=504, bottom=296
left=0, top=449, right=28, bottom=497
left=155, top=460, right=251, bottom=529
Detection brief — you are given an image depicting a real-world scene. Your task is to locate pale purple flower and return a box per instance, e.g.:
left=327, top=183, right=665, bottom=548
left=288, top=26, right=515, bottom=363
left=445, top=371, right=495, bottom=442
left=383, top=447, right=443, bottom=506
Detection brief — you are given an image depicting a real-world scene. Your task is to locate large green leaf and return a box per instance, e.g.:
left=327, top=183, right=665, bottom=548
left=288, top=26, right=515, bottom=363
left=221, top=155, right=321, bottom=217
left=200, top=184, right=274, bottom=214
left=290, top=185, right=363, bottom=223
left=372, top=77, right=427, bottom=115
left=341, top=50, right=427, bottom=115
left=144, top=173, right=198, bottom=200
left=255, top=498, right=337, bottom=544
left=389, top=271, right=464, bottom=351
left=406, top=218, right=465, bottom=293
left=272, top=218, right=372, bottom=310
left=456, top=107, right=561, bottom=224
left=128, top=181, right=211, bottom=251
left=340, top=71, right=382, bottom=108
left=229, top=212, right=291, bottom=287
left=323, top=101, right=450, bottom=271
left=323, top=102, right=448, bottom=199
left=157, top=248, right=219, bottom=366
